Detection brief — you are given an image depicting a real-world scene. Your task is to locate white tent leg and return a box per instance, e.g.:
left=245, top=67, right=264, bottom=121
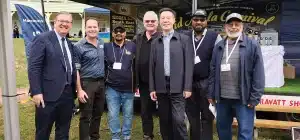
left=0, top=0, right=21, bottom=140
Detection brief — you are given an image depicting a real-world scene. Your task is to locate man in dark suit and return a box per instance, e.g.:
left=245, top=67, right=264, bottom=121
left=149, top=8, right=194, bottom=140
left=28, top=11, right=77, bottom=140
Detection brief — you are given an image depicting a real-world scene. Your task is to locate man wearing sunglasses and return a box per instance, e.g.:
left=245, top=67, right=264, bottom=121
left=132, top=11, right=160, bottom=140
left=104, top=23, right=136, bottom=140
left=184, top=9, right=222, bottom=140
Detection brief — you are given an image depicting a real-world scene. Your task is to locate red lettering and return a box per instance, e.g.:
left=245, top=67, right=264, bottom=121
left=290, top=101, right=293, bottom=106
left=260, top=99, right=264, bottom=104
left=294, top=101, right=300, bottom=107
left=282, top=100, right=286, bottom=106
left=265, top=99, right=273, bottom=105
left=273, top=100, right=278, bottom=105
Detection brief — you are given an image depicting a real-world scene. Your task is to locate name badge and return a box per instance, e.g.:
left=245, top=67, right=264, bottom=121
left=113, top=62, right=122, bottom=70
left=194, top=56, right=201, bottom=64
left=221, top=64, right=231, bottom=72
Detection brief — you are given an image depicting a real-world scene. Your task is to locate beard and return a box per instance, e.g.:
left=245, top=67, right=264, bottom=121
left=193, top=26, right=205, bottom=34
left=225, top=29, right=242, bottom=38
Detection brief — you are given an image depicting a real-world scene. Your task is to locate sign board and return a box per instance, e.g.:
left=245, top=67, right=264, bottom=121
left=260, top=95, right=300, bottom=107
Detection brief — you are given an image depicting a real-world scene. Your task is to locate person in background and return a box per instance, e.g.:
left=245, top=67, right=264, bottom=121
left=185, top=9, right=222, bottom=140
left=208, top=13, right=265, bottom=140
left=74, top=18, right=105, bottom=140
left=104, top=23, right=136, bottom=140
left=149, top=7, right=194, bottom=140
left=133, top=11, right=160, bottom=140
left=28, top=11, right=76, bottom=140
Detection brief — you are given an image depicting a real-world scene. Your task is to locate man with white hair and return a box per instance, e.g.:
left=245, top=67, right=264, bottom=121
left=133, top=11, right=160, bottom=140
left=207, top=13, right=265, bottom=140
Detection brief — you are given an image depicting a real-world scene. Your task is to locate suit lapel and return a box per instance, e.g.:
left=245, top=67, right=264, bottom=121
left=49, top=31, right=66, bottom=69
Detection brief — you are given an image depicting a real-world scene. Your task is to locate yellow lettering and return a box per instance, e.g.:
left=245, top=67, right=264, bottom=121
left=256, top=18, right=266, bottom=25
left=185, top=19, right=191, bottom=26
left=264, top=16, right=275, bottom=25
left=174, top=17, right=183, bottom=29
left=211, top=15, right=218, bottom=21
left=221, top=10, right=231, bottom=22
left=207, top=11, right=214, bottom=22
left=251, top=16, right=259, bottom=22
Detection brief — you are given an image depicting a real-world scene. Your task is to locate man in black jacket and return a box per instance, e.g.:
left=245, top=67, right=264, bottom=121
left=184, top=9, right=222, bottom=140
left=133, top=11, right=160, bottom=140
left=149, top=8, right=194, bottom=140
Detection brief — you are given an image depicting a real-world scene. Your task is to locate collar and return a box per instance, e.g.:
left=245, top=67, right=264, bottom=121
left=143, top=31, right=160, bottom=40
left=193, top=28, right=207, bottom=41
left=113, top=41, right=126, bottom=48
left=158, top=30, right=179, bottom=40
left=82, top=37, right=100, bottom=45
left=218, top=33, right=246, bottom=49
left=54, top=29, right=65, bottom=41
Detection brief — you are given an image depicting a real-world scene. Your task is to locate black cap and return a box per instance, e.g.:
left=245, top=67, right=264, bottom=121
left=192, top=9, right=207, bottom=17
left=113, top=23, right=125, bottom=31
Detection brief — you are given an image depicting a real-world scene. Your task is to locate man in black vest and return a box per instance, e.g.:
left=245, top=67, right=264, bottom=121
left=185, top=9, right=222, bottom=140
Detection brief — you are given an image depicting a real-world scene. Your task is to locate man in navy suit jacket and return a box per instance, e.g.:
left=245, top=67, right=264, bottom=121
left=28, top=11, right=77, bottom=140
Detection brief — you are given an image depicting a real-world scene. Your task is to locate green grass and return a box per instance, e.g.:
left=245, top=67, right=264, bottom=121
left=264, top=78, right=300, bottom=94
left=14, top=39, right=28, bottom=88
left=0, top=103, right=291, bottom=140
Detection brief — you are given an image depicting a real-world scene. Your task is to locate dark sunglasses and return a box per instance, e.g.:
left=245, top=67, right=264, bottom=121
left=192, top=18, right=206, bottom=22
left=114, top=28, right=125, bottom=34
left=145, top=20, right=156, bottom=23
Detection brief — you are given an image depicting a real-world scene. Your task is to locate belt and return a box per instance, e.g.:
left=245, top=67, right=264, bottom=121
left=81, top=77, right=104, bottom=82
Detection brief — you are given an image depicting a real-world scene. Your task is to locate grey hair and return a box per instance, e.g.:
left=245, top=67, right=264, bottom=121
left=55, top=11, right=72, bottom=20
left=143, top=11, right=158, bottom=21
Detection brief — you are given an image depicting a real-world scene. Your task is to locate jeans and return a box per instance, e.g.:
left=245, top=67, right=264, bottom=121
left=216, top=98, right=255, bottom=140
left=105, top=86, right=134, bottom=140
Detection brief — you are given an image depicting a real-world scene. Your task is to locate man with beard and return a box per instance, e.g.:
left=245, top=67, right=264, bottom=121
left=208, top=13, right=265, bottom=140
left=74, top=18, right=105, bottom=140
left=149, top=8, right=194, bottom=140
left=185, top=9, right=222, bottom=140
left=104, top=23, right=136, bottom=140
left=133, top=11, right=160, bottom=140
left=28, top=11, right=76, bottom=140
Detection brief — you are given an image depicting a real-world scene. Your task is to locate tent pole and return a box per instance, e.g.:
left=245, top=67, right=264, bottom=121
left=0, top=0, right=21, bottom=140
left=192, top=0, right=197, bottom=13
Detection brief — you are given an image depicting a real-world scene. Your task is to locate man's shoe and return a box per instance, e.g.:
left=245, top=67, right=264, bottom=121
left=143, top=135, right=153, bottom=140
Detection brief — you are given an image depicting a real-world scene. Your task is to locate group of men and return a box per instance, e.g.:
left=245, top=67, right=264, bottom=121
left=28, top=7, right=265, bottom=140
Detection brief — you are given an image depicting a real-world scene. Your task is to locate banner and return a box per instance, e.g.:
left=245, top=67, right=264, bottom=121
left=15, top=4, right=49, bottom=58
left=174, top=0, right=281, bottom=36
left=110, top=11, right=136, bottom=40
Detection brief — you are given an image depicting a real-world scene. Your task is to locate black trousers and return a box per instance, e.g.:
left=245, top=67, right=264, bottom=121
left=35, top=85, right=75, bottom=140
left=186, top=79, right=214, bottom=140
left=79, top=78, right=105, bottom=140
left=139, top=82, right=156, bottom=138
left=157, top=77, right=188, bottom=140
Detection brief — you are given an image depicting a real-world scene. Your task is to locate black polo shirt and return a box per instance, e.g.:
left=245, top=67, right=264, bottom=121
left=104, top=41, right=136, bottom=93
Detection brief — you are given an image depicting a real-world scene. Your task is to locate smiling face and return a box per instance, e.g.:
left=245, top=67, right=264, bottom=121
left=192, top=16, right=207, bottom=33
left=112, top=27, right=126, bottom=42
left=54, top=13, right=72, bottom=37
left=225, top=19, right=243, bottom=38
left=85, top=19, right=99, bottom=38
left=143, top=12, right=158, bottom=32
left=159, top=11, right=175, bottom=32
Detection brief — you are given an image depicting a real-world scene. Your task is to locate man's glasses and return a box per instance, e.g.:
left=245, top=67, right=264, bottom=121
left=192, top=18, right=206, bottom=22
left=114, top=28, right=125, bottom=34
left=57, top=20, right=72, bottom=24
left=144, top=20, right=156, bottom=23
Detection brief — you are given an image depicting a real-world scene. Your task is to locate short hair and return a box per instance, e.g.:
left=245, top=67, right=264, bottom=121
left=143, top=11, right=158, bottom=21
left=55, top=11, right=72, bottom=20
left=159, top=8, right=176, bottom=17
left=85, top=17, right=99, bottom=27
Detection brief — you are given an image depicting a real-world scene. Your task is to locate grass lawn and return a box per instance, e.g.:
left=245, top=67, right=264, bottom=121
left=265, top=78, right=300, bottom=94
left=0, top=39, right=293, bottom=139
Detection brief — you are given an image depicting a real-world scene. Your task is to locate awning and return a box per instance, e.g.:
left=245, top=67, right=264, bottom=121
left=84, top=7, right=110, bottom=14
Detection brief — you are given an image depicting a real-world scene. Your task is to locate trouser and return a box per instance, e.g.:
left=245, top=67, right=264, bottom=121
left=79, top=78, right=105, bottom=140
left=35, top=85, right=75, bottom=140
left=216, top=98, right=255, bottom=140
left=106, top=86, right=134, bottom=140
left=157, top=76, right=188, bottom=140
left=139, top=82, right=156, bottom=138
left=186, top=79, right=214, bottom=140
